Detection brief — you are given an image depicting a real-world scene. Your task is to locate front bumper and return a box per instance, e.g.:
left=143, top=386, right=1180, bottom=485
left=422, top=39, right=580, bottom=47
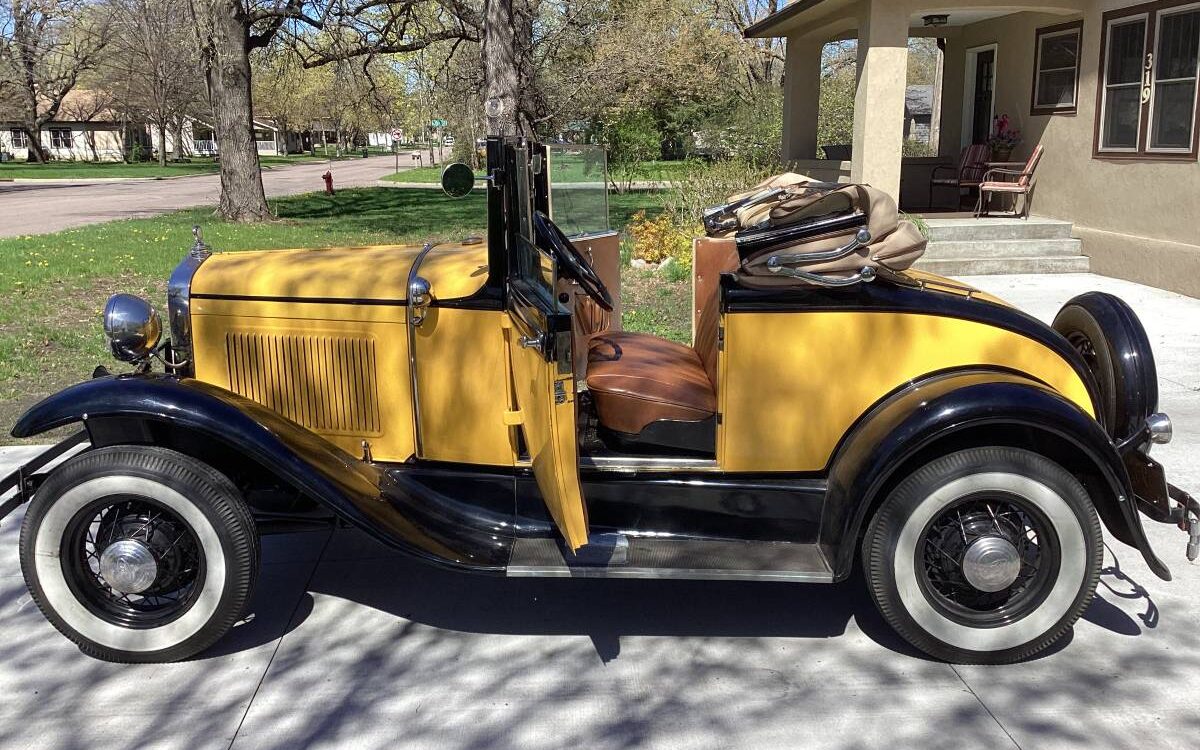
left=1121, top=413, right=1200, bottom=562
left=0, top=431, right=89, bottom=523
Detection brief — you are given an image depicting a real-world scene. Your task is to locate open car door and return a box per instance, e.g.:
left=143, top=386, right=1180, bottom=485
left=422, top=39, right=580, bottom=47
left=503, top=144, right=589, bottom=551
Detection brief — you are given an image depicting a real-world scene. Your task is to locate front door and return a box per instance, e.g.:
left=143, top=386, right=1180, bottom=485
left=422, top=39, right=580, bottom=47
left=971, top=49, right=996, bottom=144
left=503, top=144, right=589, bottom=551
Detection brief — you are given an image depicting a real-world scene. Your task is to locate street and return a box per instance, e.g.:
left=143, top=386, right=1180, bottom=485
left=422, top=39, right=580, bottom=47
left=0, top=154, right=426, bottom=238
left=0, top=272, right=1198, bottom=749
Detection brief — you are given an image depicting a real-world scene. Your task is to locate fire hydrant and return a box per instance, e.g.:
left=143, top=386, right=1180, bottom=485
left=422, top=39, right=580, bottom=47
left=322, top=170, right=334, bottom=196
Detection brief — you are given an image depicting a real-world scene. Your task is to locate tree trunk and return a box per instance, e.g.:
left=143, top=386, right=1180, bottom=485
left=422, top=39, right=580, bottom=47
left=483, top=0, right=519, bottom=136
left=172, top=118, right=185, bottom=160
left=206, top=0, right=271, bottom=221
left=21, top=125, right=48, bottom=163
left=157, top=123, right=167, bottom=167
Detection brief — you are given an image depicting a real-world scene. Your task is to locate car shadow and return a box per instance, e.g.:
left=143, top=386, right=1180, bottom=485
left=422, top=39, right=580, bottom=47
left=207, top=528, right=1155, bottom=664
left=1081, top=544, right=1159, bottom=635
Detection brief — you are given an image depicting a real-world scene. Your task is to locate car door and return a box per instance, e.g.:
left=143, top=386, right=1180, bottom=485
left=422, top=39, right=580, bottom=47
left=505, top=145, right=589, bottom=551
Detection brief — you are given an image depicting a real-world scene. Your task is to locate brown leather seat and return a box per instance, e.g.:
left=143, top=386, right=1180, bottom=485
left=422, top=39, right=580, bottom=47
left=586, top=332, right=717, bottom=434
left=585, top=239, right=735, bottom=437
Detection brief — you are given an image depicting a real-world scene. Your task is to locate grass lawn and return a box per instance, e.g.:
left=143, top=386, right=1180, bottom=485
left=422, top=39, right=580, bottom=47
left=0, top=187, right=678, bottom=441
left=381, top=159, right=694, bottom=184
left=0, top=153, right=353, bottom=181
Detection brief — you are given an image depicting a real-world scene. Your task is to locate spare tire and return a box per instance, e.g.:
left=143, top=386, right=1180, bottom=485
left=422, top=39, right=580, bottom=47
left=1053, top=292, right=1157, bottom=441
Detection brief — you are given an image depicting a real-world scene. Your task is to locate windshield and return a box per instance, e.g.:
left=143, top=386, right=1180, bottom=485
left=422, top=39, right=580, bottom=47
left=508, top=143, right=558, bottom=303
left=545, top=145, right=610, bottom=237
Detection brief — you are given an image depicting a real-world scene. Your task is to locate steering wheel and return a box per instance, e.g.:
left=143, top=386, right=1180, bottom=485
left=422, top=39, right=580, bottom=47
left=533, top=211, right=614, bottom=312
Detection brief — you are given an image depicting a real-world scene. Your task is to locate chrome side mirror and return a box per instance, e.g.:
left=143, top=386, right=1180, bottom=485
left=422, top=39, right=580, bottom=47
left=440, top=163, right=476, bottom=198
left=409, top=277, right=432, bottom=327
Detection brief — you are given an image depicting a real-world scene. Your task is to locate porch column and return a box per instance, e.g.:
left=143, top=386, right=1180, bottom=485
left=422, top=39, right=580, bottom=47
left=782, top=36, right=823, bottom=160
left=850, top=0, right=909, bottom=199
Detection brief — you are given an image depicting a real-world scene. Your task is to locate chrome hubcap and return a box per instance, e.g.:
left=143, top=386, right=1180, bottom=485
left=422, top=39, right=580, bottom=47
left=961, top=536, right=1022, bottom=593
left=98, top=540, right=158, bottom=594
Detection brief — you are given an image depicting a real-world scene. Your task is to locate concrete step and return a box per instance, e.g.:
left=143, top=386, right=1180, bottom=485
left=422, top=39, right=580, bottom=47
left=915, top=255, right=1091, bottom=276
left=921, top=217, right=1074, bottom=242
left=924, top=237, right=1083, bottom=260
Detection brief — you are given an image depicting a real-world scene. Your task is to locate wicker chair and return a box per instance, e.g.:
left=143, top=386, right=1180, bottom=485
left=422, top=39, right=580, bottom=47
left=975, top=145, right=1045, bottom=219
left=928, top=144, right=990, bottom=210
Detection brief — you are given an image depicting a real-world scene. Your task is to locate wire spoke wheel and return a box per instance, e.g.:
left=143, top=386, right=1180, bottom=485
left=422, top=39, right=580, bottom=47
left=20, top=446, right=259, bottom=663
left=916, top=493, right=1059, bottom=628
left=62, top=496, right=206, bottom=629
left=864, top=447, right=1102, bottom=664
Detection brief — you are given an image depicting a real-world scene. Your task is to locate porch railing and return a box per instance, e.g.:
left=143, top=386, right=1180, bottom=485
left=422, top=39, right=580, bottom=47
left=192, top=139, right=217, bottom=155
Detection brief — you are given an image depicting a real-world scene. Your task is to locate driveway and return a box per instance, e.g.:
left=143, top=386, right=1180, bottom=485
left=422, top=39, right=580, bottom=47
left=1, top=273, right=1198, bottom=749
left=0, top=154, right=431, bottom=238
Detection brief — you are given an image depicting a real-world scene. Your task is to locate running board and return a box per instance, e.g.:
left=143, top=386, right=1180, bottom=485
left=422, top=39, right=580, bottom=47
left=507, top=534, right=833, bottom=582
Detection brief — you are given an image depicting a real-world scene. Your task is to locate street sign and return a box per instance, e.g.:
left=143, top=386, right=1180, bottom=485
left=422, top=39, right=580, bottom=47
left=430, top=119, right=447, bottom=128
left=390, top=129, right=402, bottom=140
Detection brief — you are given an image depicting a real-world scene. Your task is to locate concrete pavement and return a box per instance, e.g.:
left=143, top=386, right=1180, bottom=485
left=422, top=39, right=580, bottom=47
left=1, top=272, right=1198, bottom=749
left=0, top=154, right=427, bottom=238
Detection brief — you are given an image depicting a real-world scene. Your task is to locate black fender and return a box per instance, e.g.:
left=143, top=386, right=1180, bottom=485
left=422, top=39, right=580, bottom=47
left=823, top=369, right=1170, bottom=582
left=13, top=374, right=511, bottom=572
left=1053, top=291, right=1158, bottom=441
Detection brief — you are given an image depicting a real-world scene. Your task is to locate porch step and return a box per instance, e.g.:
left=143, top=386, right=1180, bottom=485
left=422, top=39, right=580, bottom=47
left=914, top=215, right=1088, bottom=275
left=921, top=216, right=1074, bottom=241
left=917, top=255, right=1092, bottom=276
left=923, top=237, right=1083, bottom=260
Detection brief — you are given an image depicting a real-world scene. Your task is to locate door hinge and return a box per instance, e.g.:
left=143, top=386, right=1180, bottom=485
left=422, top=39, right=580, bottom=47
left=717, top=325, right=725, bottom=351
left=554, top=380, right=568, bottom=405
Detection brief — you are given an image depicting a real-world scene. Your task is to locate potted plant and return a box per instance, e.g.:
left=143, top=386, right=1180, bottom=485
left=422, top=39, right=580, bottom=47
left=988, top=114, right=1022, bottom=161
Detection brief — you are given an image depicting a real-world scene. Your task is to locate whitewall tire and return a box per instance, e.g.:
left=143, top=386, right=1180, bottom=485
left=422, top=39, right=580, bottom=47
left=19, top=446, right=259, bottom=663
left=864, top=447, right=1103, bottom=664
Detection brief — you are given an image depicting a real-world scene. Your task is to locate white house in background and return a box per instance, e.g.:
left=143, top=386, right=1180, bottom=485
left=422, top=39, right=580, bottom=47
left=0, top=90, right=150, bottom=162
left=155, top=117, right=302, bottom=158
left=367, top=130, right=408, bottom=148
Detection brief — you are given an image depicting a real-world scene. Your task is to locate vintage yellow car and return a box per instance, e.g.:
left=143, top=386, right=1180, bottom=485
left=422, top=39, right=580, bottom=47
left=3, top=138, right=1196, bottom=665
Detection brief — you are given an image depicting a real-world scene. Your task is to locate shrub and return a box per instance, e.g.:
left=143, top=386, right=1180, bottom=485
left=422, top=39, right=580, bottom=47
left=627, top=211, right=692, bottom=265
left=598, top=111, right=661, bottom=192
left=659, top=159, right=778, bottom=233
left=695, top=88, right=784, bottom=167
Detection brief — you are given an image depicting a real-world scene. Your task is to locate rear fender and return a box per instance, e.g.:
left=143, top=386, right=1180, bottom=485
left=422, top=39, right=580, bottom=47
left=12, top=374, right=510, bottom=571
left=823, top=370, right=1170, bottom=582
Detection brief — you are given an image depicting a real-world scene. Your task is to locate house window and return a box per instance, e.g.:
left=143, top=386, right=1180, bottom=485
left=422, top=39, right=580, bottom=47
left=48, top=127, right=72, bottom=149
left=10, top=129, right=28, bottom=148
left=1096, top=1, right=1200, bottom=158
left=1032, top=21, right=1082, bottom=114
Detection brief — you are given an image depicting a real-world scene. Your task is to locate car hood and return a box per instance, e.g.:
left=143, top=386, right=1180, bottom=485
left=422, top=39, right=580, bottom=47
left=190, top=242, right=491, bottom=303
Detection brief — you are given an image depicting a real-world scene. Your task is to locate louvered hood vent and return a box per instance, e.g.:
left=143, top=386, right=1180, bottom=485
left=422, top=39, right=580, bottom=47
left=225, top=332, right=382, bottom=435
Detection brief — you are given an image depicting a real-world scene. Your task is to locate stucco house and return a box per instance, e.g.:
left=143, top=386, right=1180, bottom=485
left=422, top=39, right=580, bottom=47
left=747, top=0, right=1200, bottom=296
left=0, top=90, right=149, bottom=162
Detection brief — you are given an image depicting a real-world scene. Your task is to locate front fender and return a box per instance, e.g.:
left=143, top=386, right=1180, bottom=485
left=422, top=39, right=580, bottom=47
left=13, top=374, right=510, bottom=571
left=822, top=369, right=1169, bottom=582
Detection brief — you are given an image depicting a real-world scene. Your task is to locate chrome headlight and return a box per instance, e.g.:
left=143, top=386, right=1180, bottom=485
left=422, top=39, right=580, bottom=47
left=103, top=294, right=162, bottom=363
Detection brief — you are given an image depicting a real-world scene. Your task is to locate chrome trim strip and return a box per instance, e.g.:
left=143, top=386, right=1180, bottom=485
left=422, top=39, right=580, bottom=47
left=166, top=240, right=212, bottom=376
left=406, top=242, right=439, bottom=459
left=566, top=229, right=620, bottom=242
left=578, top=455, right=721, bottom=472
left=506, top=566, right=834, bottom=582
